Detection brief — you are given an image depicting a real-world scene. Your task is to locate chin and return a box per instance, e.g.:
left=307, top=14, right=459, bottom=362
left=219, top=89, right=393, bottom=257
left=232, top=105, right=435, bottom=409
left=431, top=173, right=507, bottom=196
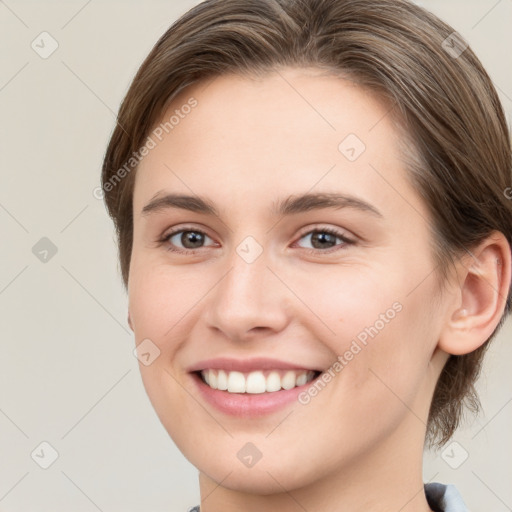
left=190, top=446, right=323, bottom=496
left=201, top=463, right=307, bottom=495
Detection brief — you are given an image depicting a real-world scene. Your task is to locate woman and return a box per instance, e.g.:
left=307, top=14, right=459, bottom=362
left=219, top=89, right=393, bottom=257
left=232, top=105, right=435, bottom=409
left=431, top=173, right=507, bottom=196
left=101, top=0, right=512, bottom=510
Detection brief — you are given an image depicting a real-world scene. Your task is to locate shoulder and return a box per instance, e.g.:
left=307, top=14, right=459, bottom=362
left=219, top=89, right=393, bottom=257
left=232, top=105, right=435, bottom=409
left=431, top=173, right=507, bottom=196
left=425, top=482, right=469, bottom=512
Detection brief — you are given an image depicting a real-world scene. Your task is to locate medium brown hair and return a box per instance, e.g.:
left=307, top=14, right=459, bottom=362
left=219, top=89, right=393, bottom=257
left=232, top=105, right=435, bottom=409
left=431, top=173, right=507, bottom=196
left=101, top=0, right=512, bottom=447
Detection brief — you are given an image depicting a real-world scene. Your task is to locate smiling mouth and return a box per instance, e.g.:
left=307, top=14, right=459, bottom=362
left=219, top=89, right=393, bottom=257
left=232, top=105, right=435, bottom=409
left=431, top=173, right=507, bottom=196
left=198, top=369, right=321, bottom=394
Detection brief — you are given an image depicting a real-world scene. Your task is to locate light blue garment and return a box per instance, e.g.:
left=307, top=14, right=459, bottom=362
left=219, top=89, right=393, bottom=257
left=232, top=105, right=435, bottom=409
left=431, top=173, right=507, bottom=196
left=187, top=482, right=468, bottom=511
left=425, top=482, right=469, bottom=511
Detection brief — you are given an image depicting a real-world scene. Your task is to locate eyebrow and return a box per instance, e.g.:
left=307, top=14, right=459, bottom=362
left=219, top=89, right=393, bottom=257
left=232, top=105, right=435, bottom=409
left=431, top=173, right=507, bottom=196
left=141, top=191, right=383, bottom=218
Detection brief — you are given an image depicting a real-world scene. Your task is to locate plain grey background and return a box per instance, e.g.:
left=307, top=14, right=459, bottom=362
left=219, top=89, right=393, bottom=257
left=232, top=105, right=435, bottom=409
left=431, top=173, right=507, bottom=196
left=0, top=1, right=511, bottom=510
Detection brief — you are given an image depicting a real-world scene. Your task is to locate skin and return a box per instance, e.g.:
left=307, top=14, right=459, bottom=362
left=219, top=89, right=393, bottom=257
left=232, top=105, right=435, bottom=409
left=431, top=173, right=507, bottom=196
left=127, top=67, right=511, bottom=512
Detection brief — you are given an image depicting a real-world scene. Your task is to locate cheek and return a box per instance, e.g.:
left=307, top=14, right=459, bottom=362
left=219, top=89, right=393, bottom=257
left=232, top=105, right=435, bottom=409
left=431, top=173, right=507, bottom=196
left=294, top=264, right=403, bottom=348
left=300, top=263, right=437, bottom=401
left=128, top=263, right=200, bottom=341
left=128, top=266, right=200, bottom=438
left=128, top=266, right=197, bottom=412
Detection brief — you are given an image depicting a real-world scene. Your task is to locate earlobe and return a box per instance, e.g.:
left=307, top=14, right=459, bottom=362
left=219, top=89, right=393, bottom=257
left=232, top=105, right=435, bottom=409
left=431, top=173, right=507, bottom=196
left=438, top=232, right=511, bottom=356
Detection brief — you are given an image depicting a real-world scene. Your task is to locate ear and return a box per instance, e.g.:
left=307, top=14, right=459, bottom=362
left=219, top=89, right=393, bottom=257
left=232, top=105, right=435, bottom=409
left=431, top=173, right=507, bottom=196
left=438, top=231, right=511, bottom=356
left=127, top=311, right=134, bottom=331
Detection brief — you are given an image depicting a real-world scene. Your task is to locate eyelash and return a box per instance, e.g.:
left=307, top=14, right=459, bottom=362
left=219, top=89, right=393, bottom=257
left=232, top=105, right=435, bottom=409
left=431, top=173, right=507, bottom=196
left=158, top=225, right=355, bottom=256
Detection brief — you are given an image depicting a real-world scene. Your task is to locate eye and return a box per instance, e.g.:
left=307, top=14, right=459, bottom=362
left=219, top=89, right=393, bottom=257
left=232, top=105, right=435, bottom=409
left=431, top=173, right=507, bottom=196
left=161, top=227, right=216, bottom=254
left=294, top=227, right=354, bottom=253
left=158, top=225, right=355, bottom=255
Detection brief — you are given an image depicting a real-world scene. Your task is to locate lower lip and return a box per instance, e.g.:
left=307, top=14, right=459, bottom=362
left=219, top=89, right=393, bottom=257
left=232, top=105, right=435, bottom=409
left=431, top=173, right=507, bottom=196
left=191, top=372, right=317, bottom=417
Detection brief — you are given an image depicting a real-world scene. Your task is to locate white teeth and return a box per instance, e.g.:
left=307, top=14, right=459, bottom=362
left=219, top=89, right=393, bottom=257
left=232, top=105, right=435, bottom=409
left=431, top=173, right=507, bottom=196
left=246, top=371, right=267, bottom=394
left=200, top=369, right=317, bottom=393
left=217, top=369, right=228, bottom=390
left=281, top=371, right=296, bottom=390
left=208, top=369, right=217, bottom=389
left=296, top=373, right=307, bottom=386
left=227, top=371, right=245, bottom=393
left=266, top=371, right=281, bottom=392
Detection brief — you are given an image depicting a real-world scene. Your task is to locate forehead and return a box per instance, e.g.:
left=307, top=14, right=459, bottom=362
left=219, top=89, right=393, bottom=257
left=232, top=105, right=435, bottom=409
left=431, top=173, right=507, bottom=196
left=133, top=67, right=424, bottom=221
left=144, top=67, right=396, bottom=152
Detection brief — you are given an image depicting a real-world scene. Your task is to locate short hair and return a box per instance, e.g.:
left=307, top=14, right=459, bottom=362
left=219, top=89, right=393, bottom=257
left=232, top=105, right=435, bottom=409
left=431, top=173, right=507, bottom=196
left=101, top=0, right=512, bottom=447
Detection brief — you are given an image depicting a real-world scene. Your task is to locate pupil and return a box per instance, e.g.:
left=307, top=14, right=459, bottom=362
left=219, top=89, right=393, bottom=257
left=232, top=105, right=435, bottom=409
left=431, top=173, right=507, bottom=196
left=312, top=232, right=335, bottom=249
left=183, top=231, right=204, bottom=248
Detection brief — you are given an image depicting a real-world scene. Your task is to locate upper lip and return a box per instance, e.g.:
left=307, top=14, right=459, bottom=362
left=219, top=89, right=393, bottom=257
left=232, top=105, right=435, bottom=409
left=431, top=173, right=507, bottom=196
left=187, top=357, right=323, bottom=373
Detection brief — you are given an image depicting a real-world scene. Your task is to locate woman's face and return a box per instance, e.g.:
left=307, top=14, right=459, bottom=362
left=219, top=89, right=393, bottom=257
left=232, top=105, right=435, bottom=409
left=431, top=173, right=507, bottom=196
left=128, top=68, right=450, bottom=492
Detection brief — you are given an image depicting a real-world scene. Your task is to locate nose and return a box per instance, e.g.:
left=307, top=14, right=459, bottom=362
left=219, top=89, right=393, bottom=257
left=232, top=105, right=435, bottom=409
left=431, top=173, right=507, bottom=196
left=204, top=245, right=291, bottom=342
